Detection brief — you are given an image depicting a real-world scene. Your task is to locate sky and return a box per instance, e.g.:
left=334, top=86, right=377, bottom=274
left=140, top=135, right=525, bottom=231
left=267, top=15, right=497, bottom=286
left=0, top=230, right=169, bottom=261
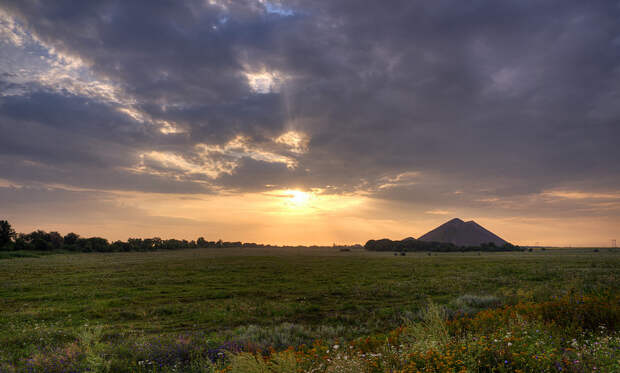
left=0, top=0, right=619, bottom=246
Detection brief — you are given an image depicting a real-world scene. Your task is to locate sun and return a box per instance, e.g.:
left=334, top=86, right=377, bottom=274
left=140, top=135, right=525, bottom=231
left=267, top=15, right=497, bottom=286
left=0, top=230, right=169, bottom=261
left=287, top=189, right=311, bottom=207
left=267, top=188, right=365, bottom=215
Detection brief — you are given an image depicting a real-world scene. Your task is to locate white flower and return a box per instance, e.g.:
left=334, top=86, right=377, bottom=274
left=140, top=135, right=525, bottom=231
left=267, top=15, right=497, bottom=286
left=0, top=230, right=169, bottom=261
left=333, top=344, right=339, bottom=350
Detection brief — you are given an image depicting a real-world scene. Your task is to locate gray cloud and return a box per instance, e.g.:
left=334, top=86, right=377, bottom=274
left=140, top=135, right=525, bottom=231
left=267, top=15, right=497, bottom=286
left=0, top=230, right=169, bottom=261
left=1, top=0, right=619, bottom=211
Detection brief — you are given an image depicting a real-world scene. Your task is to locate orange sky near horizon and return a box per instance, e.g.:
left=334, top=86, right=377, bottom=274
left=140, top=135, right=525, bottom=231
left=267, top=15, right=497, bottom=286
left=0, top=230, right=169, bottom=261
left=4, top=184, right=619, bottom=248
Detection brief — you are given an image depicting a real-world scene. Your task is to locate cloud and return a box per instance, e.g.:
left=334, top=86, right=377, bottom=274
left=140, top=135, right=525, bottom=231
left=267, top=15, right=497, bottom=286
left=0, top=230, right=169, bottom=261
left=274, top=130, right=309, bottom=154
left=3, top=1, right=619, bottom=194
left=0, top=1, right=619, bottom=244
left=542, top=190, right=620, bottom=201
left=425, top=209, right=454, bottom=216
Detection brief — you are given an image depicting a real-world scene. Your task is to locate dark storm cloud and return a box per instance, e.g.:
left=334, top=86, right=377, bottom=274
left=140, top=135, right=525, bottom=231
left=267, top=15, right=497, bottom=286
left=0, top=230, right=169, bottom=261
left=141, top=93, right=288, bottom=144
left=3, top=1, right=296, bottom=106
left=0, top=89, right=139, bottom=169
left=1, top=0, right=619, bottom=208
left=0, top=87, right=211, bottom=193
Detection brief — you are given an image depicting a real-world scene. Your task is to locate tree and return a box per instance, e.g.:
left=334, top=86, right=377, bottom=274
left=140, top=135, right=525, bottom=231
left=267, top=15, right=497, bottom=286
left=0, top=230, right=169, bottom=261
left=48, top=231, right=64, bottom=249
left=64, top=232, right=80, bottom=246
left=197, top=237, right=207, bottom=247
left=87, top=237, right=110, bottom=252
left=26, top=230, right=52, bottom=251
left=0, top=220, right=16, bottom=249
left=14, top=234, right=31, bottom=251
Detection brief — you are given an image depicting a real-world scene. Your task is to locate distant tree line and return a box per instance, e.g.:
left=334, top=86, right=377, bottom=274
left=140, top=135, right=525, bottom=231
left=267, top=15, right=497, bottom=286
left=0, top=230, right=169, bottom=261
left=364, top=237, right=522, bottom=252
left=0, top=220, right=362, bottom=253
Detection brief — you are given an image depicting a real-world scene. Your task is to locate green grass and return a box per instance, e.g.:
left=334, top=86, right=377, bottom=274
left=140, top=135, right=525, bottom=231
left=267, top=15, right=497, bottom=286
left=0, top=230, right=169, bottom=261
left=0, top=247, right=618, bottom=370
left=0, top=250, right=66, bottom=260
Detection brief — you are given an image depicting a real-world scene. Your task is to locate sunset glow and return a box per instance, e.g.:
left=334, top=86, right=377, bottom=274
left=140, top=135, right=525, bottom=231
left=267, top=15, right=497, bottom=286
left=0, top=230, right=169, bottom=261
left=285, top=190, right=311, bottom=208
left=3, top=4, right=620, bottom=372
left=0, top=1, right=618, bottom=246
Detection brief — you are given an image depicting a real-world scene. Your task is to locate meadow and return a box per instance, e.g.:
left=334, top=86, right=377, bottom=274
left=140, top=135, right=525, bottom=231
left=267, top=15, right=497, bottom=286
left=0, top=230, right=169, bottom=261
left=0, top=247, right=618, bottom=372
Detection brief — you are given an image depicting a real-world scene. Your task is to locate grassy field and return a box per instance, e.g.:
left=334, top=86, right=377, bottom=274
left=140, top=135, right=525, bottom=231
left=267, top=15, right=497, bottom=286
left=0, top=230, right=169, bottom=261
left=0, top=247, right=619, bottom=371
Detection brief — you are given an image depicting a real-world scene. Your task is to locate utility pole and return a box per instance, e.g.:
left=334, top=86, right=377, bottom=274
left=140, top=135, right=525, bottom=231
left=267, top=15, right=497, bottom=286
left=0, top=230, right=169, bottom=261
left=612, top=239, right=617, bottom=248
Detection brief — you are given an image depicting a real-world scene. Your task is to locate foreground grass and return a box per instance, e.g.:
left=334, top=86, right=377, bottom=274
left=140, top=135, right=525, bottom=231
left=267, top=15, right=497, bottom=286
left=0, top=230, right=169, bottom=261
left=222, top=295, right=620, bottom=373
left=4, top=296, right=619, bottom=372
left=0, top=248, right=618, bottom=371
